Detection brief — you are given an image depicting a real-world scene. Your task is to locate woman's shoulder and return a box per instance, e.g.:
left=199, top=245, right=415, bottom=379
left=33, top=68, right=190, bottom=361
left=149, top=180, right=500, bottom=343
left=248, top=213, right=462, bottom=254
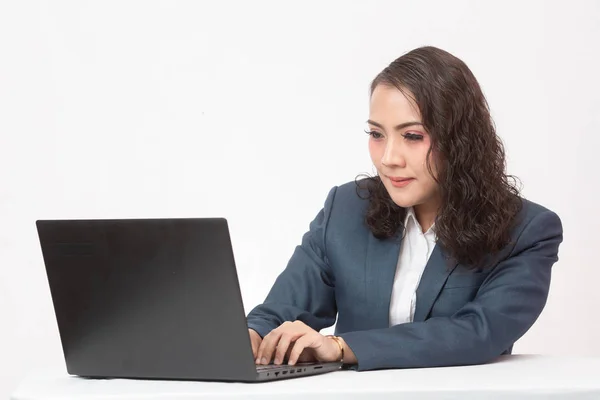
left=328, top=178, right=371, bottom=211
left=516, top=197, right=561, bottom=229
left=503, top=197, right=563, bottom=259
left=317, top=179, right=371, bottom=233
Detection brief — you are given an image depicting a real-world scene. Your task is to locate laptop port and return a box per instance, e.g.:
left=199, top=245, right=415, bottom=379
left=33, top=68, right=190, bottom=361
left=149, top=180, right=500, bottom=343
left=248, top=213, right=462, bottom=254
left=314, top=366, right=323, bottom=369
left=282, top=371, right=287, bottom=375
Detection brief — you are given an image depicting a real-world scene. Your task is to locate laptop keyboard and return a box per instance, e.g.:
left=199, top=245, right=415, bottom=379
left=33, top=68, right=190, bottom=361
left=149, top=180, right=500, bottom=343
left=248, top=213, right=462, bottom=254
left=255, top=364, right=285, bottom=371
left=256, top=362, right=318, bottom=371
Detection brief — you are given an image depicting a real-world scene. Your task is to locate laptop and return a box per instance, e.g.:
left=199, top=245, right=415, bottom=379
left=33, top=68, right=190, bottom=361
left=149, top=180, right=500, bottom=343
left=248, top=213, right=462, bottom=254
left=36, top=218, right=342, bottom=382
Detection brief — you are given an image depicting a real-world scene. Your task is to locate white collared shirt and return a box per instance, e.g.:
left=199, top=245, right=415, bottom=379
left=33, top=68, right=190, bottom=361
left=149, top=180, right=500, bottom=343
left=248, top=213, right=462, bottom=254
left=389, top=207, right=437, bottom=326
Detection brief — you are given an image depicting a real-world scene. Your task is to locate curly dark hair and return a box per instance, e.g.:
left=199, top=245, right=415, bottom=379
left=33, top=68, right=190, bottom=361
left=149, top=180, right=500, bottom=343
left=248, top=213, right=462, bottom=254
left=357, top=46, right=523, bottom=270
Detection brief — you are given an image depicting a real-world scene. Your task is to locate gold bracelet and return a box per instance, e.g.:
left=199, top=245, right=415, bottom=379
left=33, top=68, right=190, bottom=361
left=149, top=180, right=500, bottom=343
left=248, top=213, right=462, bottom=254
left=326, top=335, right=344, bottom=363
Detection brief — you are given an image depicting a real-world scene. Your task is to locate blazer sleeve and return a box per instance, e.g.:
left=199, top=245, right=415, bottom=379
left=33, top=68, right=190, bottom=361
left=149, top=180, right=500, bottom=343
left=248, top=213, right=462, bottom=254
left=339, top=209, right=563, bottom=371
left=246, top=186, right=339, bottom=338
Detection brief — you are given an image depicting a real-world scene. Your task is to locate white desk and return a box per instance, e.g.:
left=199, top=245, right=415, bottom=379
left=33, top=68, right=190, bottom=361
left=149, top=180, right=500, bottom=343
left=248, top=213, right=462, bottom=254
left=10, top=355, right=600, bottom=400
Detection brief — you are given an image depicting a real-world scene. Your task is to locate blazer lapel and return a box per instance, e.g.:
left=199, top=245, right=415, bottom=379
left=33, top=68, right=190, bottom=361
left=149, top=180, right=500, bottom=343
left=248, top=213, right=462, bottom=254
left=413, top=244, right=459, bottom=322
left=365, top=233, right=402, bottom=329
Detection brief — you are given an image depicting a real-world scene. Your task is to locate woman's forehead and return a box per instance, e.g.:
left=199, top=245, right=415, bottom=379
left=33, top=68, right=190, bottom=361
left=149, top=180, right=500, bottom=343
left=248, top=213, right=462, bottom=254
left=369, top=85, right=422, bottom=124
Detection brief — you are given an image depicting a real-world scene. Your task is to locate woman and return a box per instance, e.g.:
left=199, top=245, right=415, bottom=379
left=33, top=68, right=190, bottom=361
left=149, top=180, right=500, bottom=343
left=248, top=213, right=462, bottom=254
left=246, top=46, right=563, bottom=371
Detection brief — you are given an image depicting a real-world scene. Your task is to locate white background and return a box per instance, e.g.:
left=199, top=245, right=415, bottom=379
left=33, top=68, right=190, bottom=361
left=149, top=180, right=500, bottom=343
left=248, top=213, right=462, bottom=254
left=1, top=0, right=599, bottom=397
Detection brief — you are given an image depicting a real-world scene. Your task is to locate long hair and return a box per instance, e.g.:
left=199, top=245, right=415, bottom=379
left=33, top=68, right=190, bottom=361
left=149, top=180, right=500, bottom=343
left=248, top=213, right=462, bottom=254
left=357, top=46, right=522, bottom=269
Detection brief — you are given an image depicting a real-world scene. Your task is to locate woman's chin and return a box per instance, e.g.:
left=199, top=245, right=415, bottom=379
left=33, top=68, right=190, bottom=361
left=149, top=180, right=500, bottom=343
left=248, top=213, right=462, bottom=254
left=388, top=195, right=416, bottom=209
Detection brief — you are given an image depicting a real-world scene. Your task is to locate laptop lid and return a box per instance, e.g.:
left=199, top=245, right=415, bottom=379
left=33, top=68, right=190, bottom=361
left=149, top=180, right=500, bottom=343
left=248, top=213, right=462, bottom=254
left=36, top=218, right=259, bottom=381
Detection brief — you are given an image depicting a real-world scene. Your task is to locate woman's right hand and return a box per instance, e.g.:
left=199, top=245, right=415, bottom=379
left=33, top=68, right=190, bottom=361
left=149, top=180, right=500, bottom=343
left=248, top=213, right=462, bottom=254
left=249, top=329, right=262, bottom=360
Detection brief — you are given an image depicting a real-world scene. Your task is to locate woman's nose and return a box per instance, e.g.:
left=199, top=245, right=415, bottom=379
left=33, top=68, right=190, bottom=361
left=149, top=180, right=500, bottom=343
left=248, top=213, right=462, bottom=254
left=381, top=139, right=406, bottom=168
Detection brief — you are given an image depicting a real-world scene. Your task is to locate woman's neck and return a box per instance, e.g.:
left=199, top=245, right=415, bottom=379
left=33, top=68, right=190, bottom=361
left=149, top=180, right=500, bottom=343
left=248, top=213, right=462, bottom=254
left=413, top=201, right=439, bottom=233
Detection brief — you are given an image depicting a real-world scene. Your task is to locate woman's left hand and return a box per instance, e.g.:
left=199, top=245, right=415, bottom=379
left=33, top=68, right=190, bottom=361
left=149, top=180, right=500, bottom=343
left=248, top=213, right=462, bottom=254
left=255, top=320, right=341, bottom=366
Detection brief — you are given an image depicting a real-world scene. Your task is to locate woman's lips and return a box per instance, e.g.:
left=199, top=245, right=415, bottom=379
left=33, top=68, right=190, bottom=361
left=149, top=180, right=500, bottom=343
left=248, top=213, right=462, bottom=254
left=387, top=176, right=415, bottom=188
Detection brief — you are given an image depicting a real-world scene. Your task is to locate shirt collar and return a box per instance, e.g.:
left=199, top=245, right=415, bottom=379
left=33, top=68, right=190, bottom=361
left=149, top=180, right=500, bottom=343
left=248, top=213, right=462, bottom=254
left=404, top=207, right=437, bottom=240
left=404, top=206, right=418, bottom=228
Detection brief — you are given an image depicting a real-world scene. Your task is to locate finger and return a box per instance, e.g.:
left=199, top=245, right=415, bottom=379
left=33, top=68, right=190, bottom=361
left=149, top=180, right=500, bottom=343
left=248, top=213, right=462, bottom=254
left=263, top=334, right=284, bottom=365
left=284, top=343, right=294, bottom=361
left=287, top=335, right=312, bottom=366
left=257, top=330, right=282, bottom=365
left=274, top=333, right=301, bottom=365
left=255, top=335, right=267, bottom=364
left=248, top=330, right=259, bottom=360
left=252, top=340, right=258, bottom=359
left=255, top=336, right=271, bottom=364
left=248, top=332, right=258, bottom=359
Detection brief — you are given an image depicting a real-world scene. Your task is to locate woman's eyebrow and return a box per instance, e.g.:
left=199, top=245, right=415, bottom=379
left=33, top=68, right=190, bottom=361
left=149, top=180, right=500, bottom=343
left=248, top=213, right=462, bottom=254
left=367, top=119, right=423, bottom=131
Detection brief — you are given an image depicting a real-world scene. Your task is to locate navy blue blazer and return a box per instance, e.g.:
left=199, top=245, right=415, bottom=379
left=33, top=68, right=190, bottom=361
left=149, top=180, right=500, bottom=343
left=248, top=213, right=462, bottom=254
left=246, top=180, right=563, bottom=371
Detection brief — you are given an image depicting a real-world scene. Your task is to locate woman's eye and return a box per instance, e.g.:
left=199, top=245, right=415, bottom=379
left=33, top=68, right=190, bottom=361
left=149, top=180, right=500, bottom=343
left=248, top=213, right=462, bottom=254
left=402, top=132, right=423, bottom=141
left=365, top=130, right=383, bottom=139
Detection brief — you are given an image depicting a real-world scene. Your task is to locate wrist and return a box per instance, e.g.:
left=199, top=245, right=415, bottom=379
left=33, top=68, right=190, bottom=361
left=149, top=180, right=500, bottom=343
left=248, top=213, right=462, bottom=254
left=326, top=335, right=344, bottom=363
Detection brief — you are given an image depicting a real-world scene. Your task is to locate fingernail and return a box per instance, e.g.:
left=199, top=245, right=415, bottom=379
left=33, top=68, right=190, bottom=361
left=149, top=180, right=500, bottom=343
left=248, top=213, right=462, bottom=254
left=274, top=358, right=281, bottom=365
left=261, top=357, right=267, bottom=365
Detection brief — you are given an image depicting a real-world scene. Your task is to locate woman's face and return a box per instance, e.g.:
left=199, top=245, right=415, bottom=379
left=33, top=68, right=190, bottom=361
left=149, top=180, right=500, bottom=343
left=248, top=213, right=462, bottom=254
left=367, top=84, right=440, bottom=211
